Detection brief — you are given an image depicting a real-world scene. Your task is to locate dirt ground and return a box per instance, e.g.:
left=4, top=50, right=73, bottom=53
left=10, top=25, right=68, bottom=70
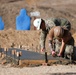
left=0, top=64, right=76, bottom=75
left=0, top=0, right=76, bottom=74
left=0, top=0, right=76, bottom=50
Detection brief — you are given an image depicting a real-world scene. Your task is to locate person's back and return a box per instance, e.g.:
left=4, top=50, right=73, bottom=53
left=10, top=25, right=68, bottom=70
left=48, top=26, right=74, bottom=58
left=49, top=26, right=71, bottom=42
left=45, top=17, right=71, bottom=32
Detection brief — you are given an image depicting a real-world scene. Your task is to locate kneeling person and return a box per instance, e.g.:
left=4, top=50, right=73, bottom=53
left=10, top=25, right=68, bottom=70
left=48, top=26, right=74, bottom=58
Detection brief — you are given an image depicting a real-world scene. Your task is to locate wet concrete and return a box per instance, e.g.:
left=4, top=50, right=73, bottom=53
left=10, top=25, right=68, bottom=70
left=0, top=48, right=69, bottom=61
left=1, top=48, right=76, bottom=66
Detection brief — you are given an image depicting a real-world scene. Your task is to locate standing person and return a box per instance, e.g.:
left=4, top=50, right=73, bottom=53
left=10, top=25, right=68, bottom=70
left=48, top=26, right=74, bottom=59
left=33, top=17, right=71, bottom=52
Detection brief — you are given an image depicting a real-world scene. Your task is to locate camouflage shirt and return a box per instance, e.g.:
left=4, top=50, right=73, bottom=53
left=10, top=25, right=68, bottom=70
left=40, top=18, right=71, bottom=49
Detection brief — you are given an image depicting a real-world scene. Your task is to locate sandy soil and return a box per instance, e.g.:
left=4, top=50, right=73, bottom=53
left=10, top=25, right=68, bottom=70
left=0, top=0, right=76, bottom=74
left=0, top=0, right=76, bottom=49
left=0, top=64, right=76, bottom=75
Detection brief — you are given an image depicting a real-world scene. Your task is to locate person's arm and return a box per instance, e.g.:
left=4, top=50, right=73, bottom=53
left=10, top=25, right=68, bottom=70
left=48, top=40, right=53, bottom=51
left=48, top=28, right=56, bottom=56
left=58, top=39, right=65, bottom=56
left=58, top=32, right=71, bottom=56
left=48, top=27, right=55, bottom=51
left=48, top=37, right=56, bottom=56
left=40, top=30, right=48, bottom=52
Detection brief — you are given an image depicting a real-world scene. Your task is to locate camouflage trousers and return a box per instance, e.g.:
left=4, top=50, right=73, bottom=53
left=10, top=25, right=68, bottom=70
left=54, top=37, right=74, bottom=58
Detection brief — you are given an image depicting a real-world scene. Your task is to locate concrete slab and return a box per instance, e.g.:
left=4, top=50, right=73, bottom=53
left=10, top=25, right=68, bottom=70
left=0, top=48, right=73, bottom=65
left=2, top=48, right=67, bottom=60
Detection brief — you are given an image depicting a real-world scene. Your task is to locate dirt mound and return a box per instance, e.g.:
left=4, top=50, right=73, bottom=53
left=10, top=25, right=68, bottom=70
left=0, top=29, right=41, bottom=49
left=0, top=0, right=76, bottom=50
left=0, top=0, right=76, bottom=32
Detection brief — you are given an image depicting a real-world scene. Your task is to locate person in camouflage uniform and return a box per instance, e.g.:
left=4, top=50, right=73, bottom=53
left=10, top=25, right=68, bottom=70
left=33, top=18, right=71, bottom=53
left=48, top=26, right=74, bottom=59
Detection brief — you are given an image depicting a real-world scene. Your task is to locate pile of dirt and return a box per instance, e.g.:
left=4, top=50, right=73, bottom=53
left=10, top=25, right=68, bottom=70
left=0, top=0, right=76, bottom=50
left=0, top=0, right=76, bottom=32
left=0, top=29, right=41, bottom=50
